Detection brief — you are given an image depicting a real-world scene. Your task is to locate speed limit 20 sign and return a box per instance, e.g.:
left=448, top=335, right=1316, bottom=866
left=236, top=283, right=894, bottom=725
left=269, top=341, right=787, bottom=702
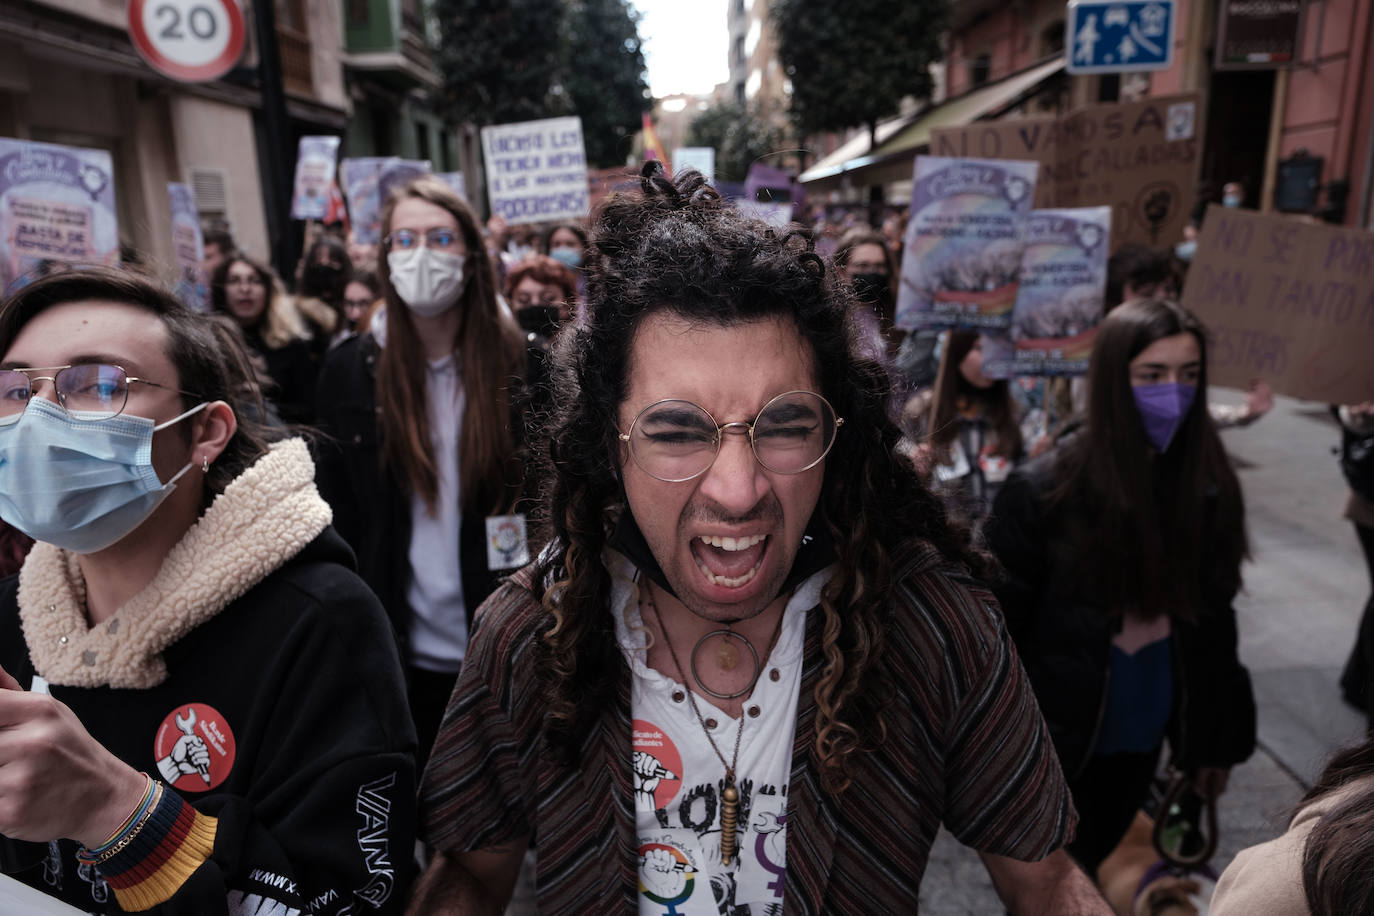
left=128, top=0, right=247, bottom=83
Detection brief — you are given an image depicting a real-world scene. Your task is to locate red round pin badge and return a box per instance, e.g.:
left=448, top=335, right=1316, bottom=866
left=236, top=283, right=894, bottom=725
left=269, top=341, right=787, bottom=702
left=632, top=719, right=683, bottom=811
left=153, top=703, right=236, bottom=792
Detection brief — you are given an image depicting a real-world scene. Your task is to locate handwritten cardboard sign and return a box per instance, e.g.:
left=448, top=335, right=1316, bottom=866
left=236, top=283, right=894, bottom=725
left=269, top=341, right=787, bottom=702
left=1180, top=205, right=1374, bottom=403
left=896, top=155, right=1040, bottom=331
left=984, top=205, right=1112, bottom=377
left=0, top=137, right=119, bottom=293
left=930, top=93, right=1200, bottom=249
left=481, top=116, right=590, bottom=226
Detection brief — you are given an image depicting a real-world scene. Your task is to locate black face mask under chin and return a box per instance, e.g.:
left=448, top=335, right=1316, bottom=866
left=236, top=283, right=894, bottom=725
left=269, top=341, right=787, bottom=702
left=605, top=507, right=836, bottom=605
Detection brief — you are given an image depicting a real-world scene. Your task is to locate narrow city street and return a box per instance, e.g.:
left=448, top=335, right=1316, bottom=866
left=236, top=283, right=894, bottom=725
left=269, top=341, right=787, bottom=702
left=920, top=388, right=1370, bottom=913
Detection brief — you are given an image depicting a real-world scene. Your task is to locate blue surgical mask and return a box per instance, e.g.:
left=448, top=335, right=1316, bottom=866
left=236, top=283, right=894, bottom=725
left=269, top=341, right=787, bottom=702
left=1222, top=193, right=1241, bottom=208
left=0, top=397, right=207, bottom=553
left=1133, top=382, right=1196, bottom=452
left=549, top=247, right=583, bottom=269
left=1174, top=240, right=1197, bottom=262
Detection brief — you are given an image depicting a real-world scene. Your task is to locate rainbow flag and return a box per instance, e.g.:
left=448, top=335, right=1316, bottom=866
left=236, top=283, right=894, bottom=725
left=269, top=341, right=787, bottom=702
left=642, top=112, right=668, bottom=166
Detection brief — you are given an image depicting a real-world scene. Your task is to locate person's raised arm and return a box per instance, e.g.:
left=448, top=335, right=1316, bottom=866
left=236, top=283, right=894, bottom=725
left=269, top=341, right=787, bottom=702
left=405, top=840, right=528, bottom=916
left=979, top=849, right=1111, bottom=916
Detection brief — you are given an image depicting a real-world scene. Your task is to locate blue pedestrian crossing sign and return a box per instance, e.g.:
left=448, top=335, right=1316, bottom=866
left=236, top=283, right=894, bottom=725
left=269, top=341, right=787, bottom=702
left=1066, top=1, right=1176, bottom=74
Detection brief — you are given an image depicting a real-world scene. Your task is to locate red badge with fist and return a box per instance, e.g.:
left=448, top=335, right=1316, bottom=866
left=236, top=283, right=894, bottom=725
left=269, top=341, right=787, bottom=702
left=153, top=703, right=236, bottom=792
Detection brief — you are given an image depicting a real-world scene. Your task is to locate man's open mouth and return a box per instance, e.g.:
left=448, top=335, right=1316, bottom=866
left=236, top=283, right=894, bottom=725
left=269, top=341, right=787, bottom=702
left=690, top=534, right=768, bottom=588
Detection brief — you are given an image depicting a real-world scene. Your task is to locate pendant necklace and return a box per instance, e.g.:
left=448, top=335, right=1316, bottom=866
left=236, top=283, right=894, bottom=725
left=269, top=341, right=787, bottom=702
left=643, top=582, right=784, bottom=866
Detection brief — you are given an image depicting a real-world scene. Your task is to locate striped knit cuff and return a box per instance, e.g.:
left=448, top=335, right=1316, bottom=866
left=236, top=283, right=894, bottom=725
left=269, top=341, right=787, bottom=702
left=98, top=787, right=219, bottom=912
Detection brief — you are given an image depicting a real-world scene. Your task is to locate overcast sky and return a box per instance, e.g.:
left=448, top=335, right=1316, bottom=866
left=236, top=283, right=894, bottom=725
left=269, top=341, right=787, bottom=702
left=632, top=0, right=731, bottom=98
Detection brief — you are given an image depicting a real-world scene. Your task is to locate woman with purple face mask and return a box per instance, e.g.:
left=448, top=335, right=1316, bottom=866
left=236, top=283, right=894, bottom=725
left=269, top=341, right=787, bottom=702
left=984, top=298, right=1255, bottom=882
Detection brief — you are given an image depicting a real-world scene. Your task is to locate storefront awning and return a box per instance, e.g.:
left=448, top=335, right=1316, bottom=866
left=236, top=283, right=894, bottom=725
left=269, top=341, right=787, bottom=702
left=799, top=56, right=1066, bottom=191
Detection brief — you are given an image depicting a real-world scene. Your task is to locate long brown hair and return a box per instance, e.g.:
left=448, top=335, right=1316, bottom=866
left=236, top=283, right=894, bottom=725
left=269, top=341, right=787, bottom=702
left=375, top=177, right=524, bottom=514
left=925, top=331, right=1022, bottom=463
left=210, top=255, right=307, bottom=349
left=1048, top=298, right=1246, bottom=621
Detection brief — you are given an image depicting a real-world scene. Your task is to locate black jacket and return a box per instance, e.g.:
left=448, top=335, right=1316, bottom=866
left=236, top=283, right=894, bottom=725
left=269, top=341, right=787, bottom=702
left=984, top=450, right=1256, bottom=779
left=313, top=333, right=536, bottom=657
left=0, top=528, right=417, bottom=914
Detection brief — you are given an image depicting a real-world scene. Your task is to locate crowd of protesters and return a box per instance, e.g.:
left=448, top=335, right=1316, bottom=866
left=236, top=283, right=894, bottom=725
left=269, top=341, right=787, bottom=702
left=0, top=162, right=1367, bottom=916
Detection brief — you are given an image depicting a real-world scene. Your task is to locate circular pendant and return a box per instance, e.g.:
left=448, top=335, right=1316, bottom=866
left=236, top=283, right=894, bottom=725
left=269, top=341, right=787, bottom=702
left=691, top=629, right=760, bottom=699
left=717, top=637, right=739, bottom=671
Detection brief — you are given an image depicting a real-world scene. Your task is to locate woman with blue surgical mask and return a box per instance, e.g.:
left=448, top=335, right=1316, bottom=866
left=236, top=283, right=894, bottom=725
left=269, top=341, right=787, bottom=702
left=314, top=176, right=535, bottom=767
left=984, top=298, right=1256, bottom=880
left=542, top=221, right=588, bottom=308
left=0, top=267, right=415, bottom=913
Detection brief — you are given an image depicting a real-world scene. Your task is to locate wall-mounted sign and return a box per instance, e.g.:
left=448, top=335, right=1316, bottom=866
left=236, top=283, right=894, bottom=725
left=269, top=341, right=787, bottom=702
left=1215, top=0, right=1306, bottom=70
left=1067, top=0, right=1176, bottom=75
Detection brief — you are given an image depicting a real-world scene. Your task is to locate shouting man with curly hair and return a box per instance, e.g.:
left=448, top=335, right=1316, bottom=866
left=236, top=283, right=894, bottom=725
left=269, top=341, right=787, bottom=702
left=410, top=164, right=1108, bottom=915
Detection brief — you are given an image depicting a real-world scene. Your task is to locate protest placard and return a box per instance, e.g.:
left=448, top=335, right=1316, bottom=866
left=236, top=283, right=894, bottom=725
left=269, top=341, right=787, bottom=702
left=896, top=156, right=1039, bottom=332
left=984, top=206, right=1112, bottom=378
left=340, top=157, right=432, bottom=245
left=1180, top=205, right=1374, bottom=404
left=930, top=92, right=1201, bottom=249
left=437, top=171, right=466, bottom=199
left=168, top=182, right=206, bottom=311
left=0, top=138, right=119, bottom=292
left=673, top=147, right=716, bottom=185
left=481, top=116, right=590, bottom=225
left=290, top=136, right=340, bottom=220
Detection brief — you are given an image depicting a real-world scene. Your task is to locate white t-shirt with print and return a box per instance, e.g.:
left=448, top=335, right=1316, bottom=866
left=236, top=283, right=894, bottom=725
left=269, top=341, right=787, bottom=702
left=607, top=550, right=832, bottom=916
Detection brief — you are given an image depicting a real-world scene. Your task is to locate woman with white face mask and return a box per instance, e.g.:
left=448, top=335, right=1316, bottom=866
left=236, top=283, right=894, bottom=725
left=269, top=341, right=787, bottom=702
left=0, top=267, right=416, bottom=913
left=314, top=176, right=533, bottom=766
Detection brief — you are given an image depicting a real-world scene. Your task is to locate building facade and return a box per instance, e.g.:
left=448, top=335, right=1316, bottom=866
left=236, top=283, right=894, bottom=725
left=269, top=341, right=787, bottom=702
left=945, top=0, right=1374, bottom=228
left=0, top=0, right=352, bottom=276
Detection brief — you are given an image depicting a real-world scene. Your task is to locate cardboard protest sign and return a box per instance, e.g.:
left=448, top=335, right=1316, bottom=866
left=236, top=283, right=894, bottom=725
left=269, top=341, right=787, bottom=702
left=896, top=156, right=1039, bottom=331
left=340, top=157, right=432, bottom=245
left=290, top=136, right=340, bottom=220
left=481, top=117, right=590, bottom=225
left=168, top=182, right=206, bottom=311
left=984, top=206, right=1112, bottom=378
left=1180, top=205, right=1374, bottom=404
left=0, top=138, right=119, bottom=293
left=930, top=93, right=1200, bottom=249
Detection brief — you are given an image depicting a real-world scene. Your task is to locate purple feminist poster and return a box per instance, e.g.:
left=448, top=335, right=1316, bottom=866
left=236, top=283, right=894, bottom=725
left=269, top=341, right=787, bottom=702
left=983, top=206, right=1112, bottom=378
left=290, top=136, right=340, bottom=220
left=168, top=182, right=207, bottom=311
left=895, top=156, right=1039, bottom=332
left=340, top=157, right=432, bottom=245
left=0, top=138, right=119, bottom=294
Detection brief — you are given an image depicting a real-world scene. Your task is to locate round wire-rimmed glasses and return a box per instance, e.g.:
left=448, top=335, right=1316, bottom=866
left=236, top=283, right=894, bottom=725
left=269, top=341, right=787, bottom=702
left=618, top=389, right=844, bottom=483
left=0, top=364, right=192, bottom=425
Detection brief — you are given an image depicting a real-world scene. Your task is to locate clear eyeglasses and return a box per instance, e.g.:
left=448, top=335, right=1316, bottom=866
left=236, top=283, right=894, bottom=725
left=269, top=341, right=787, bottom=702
left=0, top=363, right=190, bottom=425
left=383, top=228, right=462, bottom=252
left=619, top=390, right=843, bottom=483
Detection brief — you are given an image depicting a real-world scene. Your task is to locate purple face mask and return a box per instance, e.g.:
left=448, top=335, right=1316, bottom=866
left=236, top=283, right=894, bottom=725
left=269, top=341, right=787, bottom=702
left=1133, top=382, right=1197, bottom=452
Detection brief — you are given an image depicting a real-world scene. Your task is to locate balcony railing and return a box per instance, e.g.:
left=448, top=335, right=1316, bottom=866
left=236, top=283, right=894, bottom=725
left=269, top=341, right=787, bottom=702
left=277, top=26, right=313, bottom=96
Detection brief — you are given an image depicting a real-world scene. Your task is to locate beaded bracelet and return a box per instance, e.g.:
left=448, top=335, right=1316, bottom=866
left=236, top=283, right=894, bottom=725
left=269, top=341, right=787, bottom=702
left=77, top=776, right=161, bottom=866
